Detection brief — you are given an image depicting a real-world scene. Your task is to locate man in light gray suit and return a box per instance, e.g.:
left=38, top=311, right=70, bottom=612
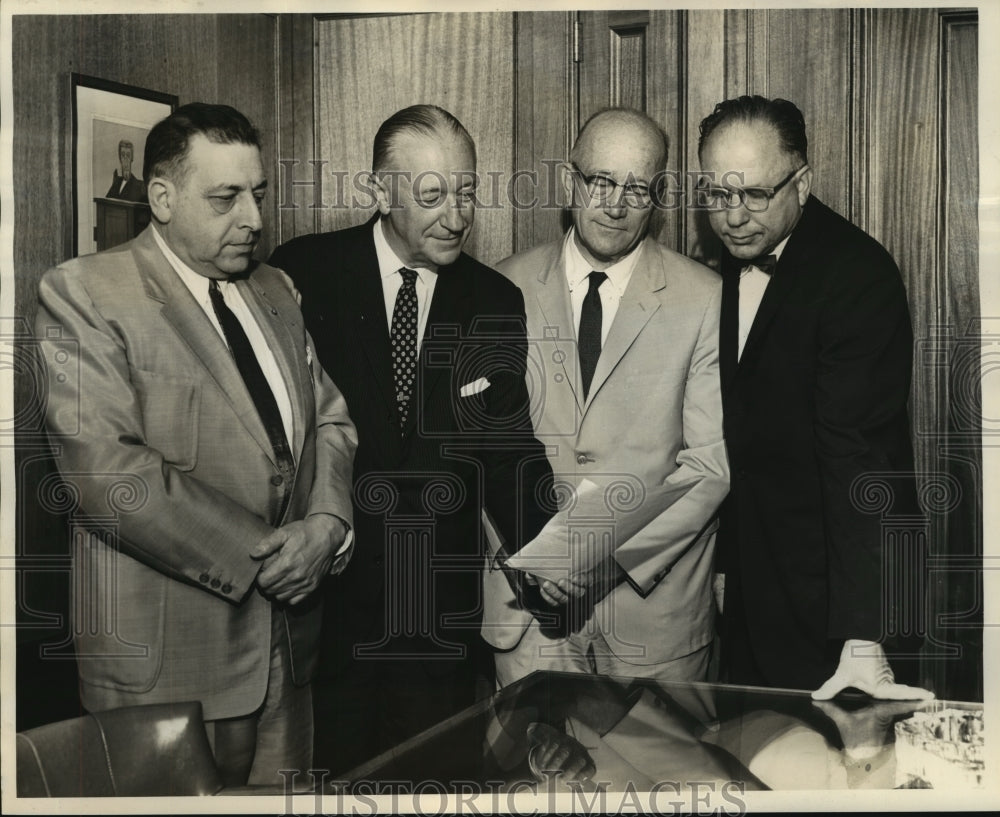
left=35, top=103, right=357, bottom=786
left=483, top=108, right=729, bottom=685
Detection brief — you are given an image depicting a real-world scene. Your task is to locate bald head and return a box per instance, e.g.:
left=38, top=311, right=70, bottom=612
left=570, top=108, right=668, bottom=172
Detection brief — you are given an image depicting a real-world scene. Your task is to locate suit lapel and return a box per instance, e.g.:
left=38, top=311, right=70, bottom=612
left=736, top=199, right=817, bottom=370
left=348, top=225, right=400, bottom=436
left=532, top=242, right=584, bottom=413
left=406, top=258, right=472, bottom=441
left=737, top=258, right=795, bottom=368
left=235, top=275, right=307, bottom=459
left=585, top=238, right=662, bottom=409
left=719, top=255, right=740, bottom=393
left=133, top=228, right=275, bottom=463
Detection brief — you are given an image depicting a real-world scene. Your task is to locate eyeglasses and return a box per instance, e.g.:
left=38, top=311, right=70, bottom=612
left=570, top=163, right=653, bottom=209
left=698, top=165, right=808, bottom=213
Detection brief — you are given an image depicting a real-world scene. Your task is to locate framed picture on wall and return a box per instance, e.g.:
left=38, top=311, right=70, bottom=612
left=71, top=74, right=177, bottom=256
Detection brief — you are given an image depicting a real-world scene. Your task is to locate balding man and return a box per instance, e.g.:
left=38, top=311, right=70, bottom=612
left=483, top=108, right=729, bottom=686
left=269, top=104, right=553, bottom=772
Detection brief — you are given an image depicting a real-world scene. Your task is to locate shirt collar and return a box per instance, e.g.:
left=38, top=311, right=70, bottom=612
left=373, top=218, right=436, bottom=284
left=150, top=224, right=224, bottom=297
left=563, top=227, right=642, bottom=296
left=770, top=234, right=791, bottom=262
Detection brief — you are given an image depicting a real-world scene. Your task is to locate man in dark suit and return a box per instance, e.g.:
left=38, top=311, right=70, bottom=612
left=269, top=104, right=553, bottom=774
left=696, top=95, right=932, bottom=700
left=105, top=139, right=147, bottom=201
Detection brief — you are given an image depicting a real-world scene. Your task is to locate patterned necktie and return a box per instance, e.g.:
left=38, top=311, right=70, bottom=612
left=390, top=267, right=419, bottom=432
left=208, top=279, right=293, bottom=470
left=578, top=270, right=608, bottom=400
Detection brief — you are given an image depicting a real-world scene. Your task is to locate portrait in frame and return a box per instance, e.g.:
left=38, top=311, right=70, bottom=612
left=71, top=74, right=176, bottom=256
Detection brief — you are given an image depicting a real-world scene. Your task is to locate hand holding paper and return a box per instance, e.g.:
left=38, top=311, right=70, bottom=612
left=506, top=478, right=691, bottom=588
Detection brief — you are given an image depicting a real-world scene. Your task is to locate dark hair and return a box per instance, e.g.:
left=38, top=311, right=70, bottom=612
left=143, top=102, right=261, bottom=184
left=117, top=139, right=134, bottom=155
left=371, top=104, right=476, bottom=172
left=697, top=95, right=808, bottom=164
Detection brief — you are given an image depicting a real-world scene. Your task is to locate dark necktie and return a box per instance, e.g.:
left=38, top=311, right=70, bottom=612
left=208, top=279, right=293, bottom=469
left=390, top=267, right=419, bottom=431
left=747, top=254, right=777, bottom=275
left=578, top=270, right=608, bottom=400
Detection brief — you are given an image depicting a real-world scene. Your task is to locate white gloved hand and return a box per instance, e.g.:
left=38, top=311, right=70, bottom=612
left=811, top=639, right=935, bottom=701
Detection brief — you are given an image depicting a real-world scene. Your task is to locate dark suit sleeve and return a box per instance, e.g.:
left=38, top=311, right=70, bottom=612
left=268, top=239, right=307, bottom=292
left=813, top=248, right=914, bottom=641
left=475, top=283, right=555, bottom=551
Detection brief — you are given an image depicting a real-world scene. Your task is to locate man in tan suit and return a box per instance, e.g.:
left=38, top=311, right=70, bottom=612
left=483, top=108, right=728, bottom=685
left=35, top=103, right=357, bottom=786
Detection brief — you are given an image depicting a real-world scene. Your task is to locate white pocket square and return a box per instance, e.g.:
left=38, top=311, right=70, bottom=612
left=460, top=377, right=491, bottom=397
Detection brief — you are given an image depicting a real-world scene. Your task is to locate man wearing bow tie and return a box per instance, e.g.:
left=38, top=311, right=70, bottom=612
left=698, top=96, right=932, bottom=701
left=269, top=104, right=553, bottom=774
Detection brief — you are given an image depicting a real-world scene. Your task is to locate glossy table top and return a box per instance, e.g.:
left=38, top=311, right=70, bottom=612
left=332, top=671, right=982, bottom=794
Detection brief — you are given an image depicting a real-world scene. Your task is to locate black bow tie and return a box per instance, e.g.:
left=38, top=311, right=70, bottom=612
left=745, top=254, right=777, bottom=275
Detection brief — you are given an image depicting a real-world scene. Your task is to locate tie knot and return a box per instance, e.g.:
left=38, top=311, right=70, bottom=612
left=747, top=254, right=777, bottom=275
left=588, top=270, right=608, bottom=291
left=399, top=267, right=419, bottom=287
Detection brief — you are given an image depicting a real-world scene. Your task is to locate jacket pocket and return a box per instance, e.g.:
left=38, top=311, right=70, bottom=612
left=129, top=367, right=200, bottom=471
left=74, top=543, right=166, bottom=693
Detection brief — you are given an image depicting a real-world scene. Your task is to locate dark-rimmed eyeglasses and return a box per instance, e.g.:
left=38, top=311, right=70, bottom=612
left=569, top=163, right=653, bottom=210
left=698, top=165, right=808, bottom=213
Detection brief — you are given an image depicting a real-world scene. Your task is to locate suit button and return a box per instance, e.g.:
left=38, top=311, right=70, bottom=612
left=737, top=469, right=747, bottom=480
left=221, top=584, right=232, bottom=594
left=576, top=453, right=588, bottom=466
left=211, top=578, right=221, bottom=588
left=199, top=573, right=210, bottom=584
left=270, top=474, right=284, bottom=486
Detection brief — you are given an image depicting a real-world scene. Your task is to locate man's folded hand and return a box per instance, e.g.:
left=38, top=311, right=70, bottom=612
left=252, top=514, right=348, bottom=605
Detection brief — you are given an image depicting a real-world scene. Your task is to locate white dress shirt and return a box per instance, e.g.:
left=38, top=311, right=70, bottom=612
left=737, top=235, right=790, bottom=361
left=373, top=218, right=439, bottom=352
left=563, top=227, right=641, bottom=346
left=151, top=225, right=295, bottom=452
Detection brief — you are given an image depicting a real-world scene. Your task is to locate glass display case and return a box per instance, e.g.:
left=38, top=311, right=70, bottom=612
left=328, top=671, right=983, bottom=795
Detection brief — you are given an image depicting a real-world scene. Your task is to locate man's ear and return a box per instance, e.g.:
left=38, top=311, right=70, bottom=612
left=146, top=176, right=173, bottom=224
left=558, top=161, right=577, bottom=209
left=796, top=165, right=813, bottom=206
left=367, top=171, right=392, bottom=216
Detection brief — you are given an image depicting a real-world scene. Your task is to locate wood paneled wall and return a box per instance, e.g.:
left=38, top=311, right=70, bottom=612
left=310, top=13, right=515, bottom=267
left=12, top=14, right=280, bottom=417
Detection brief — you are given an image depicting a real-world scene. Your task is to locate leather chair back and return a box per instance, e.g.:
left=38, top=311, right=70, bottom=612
left=16, top=701, right=223, bottom=796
